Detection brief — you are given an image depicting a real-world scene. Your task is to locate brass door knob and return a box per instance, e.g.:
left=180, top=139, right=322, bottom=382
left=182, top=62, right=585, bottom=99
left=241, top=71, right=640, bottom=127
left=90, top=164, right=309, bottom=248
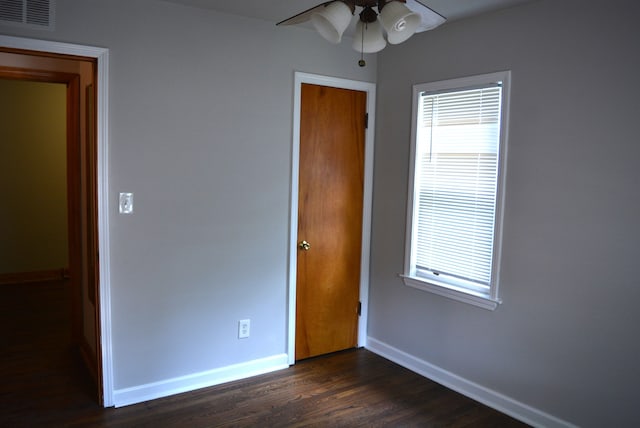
left=298, top=240, right=311, bottom=251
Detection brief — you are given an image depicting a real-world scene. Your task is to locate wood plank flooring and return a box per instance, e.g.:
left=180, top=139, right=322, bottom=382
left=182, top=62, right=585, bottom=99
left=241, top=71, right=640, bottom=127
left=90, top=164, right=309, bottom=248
left=0, top=281, right=528, bottom=427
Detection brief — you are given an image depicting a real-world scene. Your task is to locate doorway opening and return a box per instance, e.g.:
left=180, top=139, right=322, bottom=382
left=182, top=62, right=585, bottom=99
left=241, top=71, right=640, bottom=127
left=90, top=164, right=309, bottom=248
left=0, top=37, right=112, bottom=406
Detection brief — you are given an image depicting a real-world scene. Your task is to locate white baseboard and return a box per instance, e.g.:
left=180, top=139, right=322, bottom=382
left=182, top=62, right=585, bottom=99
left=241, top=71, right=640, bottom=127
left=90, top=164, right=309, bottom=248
left=113, top=353, right=289, bottom=408
left=366, top=337, right=576, bottom=428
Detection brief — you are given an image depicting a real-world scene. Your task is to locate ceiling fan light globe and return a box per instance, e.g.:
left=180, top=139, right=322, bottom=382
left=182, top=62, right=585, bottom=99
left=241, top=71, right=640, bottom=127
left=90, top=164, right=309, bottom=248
left=311, top=1, right=353, bottom=44
left=380, top=1, right=421, bottom=44
left=352, top=19, right=387, bottom=53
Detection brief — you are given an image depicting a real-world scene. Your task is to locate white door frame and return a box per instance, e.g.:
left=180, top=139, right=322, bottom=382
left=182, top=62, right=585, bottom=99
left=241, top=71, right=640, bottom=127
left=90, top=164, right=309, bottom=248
left=287, top=72, right=376, bottom=365
left=0, top=35, right=114, bottom=407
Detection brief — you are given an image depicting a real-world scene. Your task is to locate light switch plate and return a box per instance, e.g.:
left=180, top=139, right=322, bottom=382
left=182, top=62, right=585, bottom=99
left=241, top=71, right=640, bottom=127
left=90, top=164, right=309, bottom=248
left=119, top=192, right=133, bottom=214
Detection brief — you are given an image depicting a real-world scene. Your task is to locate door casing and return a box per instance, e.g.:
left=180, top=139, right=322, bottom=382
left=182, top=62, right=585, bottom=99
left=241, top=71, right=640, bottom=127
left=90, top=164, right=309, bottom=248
left=0, top=35, right=114, bottom=407
left=288, top=72, right=376, bottom=365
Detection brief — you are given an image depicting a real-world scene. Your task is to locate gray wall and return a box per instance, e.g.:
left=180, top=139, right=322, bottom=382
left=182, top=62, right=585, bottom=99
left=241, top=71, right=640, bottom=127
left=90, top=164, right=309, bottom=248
left=370, top=0, right=640, bottom=426
left=1, top=0, right=375, bottom=391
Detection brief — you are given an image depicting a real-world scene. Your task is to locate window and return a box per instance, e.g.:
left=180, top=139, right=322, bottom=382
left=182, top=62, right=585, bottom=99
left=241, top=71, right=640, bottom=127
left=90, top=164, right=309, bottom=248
left=403, top=71, right=510, bottom=310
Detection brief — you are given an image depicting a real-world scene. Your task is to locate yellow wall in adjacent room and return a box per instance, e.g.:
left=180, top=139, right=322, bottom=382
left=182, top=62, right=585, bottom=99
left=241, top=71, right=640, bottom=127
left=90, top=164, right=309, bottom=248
left=0, top=78, right=68, bottom=274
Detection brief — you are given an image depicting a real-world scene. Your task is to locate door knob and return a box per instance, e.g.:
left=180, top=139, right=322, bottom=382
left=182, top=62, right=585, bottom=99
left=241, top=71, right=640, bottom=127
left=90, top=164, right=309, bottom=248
left=298, top=240, right=311, bottom=251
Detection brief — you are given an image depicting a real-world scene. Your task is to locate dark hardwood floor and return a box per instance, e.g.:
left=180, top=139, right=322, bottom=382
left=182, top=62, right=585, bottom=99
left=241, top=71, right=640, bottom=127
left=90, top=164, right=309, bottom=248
left=1, top=281, right=527, bottom=427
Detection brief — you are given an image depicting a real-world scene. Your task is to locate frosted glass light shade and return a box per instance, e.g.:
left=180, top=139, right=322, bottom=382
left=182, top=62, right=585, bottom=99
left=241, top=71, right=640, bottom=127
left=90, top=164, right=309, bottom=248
left=311, top=1, right=353, bottom=44
left=380, top=1, right=421, bottom=44
left=352, top=19, right=387, bottom=53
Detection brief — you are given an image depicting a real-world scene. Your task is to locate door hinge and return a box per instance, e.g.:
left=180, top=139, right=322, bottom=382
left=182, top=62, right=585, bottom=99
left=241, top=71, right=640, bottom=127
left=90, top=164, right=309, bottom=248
left=357, top=301, right=362, bottom=316
left=364, top=113, right=369, bottom=129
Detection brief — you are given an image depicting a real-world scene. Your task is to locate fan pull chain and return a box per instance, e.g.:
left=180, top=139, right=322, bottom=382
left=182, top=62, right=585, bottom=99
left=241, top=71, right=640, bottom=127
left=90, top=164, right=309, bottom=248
left=358, top=21, right=366, bottom=67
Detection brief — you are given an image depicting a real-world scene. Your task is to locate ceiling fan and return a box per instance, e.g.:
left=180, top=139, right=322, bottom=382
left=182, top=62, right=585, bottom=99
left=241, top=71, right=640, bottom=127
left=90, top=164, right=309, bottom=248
left=276, top=0, right=446, bottom=67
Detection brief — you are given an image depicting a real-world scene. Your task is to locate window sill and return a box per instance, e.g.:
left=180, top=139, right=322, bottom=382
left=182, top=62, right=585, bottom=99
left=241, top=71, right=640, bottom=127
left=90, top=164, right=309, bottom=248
left=400, top=275, right=501, bottom=311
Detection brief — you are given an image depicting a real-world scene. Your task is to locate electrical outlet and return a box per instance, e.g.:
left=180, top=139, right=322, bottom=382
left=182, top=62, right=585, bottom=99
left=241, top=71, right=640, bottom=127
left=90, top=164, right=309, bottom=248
left=238, top=319, right=250, bottom=339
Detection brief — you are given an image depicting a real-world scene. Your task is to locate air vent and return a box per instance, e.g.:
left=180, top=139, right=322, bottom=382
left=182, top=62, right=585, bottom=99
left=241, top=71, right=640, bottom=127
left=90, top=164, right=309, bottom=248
left=0, top=0, right=55, bottom=30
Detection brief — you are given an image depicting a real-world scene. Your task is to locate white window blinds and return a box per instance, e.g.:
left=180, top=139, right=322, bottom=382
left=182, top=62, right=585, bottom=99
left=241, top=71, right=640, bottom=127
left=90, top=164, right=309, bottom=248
left=413, top=84, right=502, bottom=291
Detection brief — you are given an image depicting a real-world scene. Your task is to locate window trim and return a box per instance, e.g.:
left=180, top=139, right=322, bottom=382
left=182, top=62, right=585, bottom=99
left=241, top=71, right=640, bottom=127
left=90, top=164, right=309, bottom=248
left=403, top=71, right=511, bottom=311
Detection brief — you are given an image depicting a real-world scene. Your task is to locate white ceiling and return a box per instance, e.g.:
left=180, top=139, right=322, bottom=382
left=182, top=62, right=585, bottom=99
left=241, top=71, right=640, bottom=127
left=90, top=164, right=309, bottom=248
left=159, top=0, right=536, bottom=25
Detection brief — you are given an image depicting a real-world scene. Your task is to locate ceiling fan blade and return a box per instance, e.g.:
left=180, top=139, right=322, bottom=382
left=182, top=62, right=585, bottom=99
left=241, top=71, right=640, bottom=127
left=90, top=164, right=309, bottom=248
left=276, top=2, right=333, bottom=26
left=406, top=0, right=446, bottom=32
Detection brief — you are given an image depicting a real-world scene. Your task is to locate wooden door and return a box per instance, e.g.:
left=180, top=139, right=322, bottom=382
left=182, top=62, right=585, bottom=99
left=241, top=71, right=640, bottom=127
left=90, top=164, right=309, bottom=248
left=295, top=83, right=367, bottom=360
